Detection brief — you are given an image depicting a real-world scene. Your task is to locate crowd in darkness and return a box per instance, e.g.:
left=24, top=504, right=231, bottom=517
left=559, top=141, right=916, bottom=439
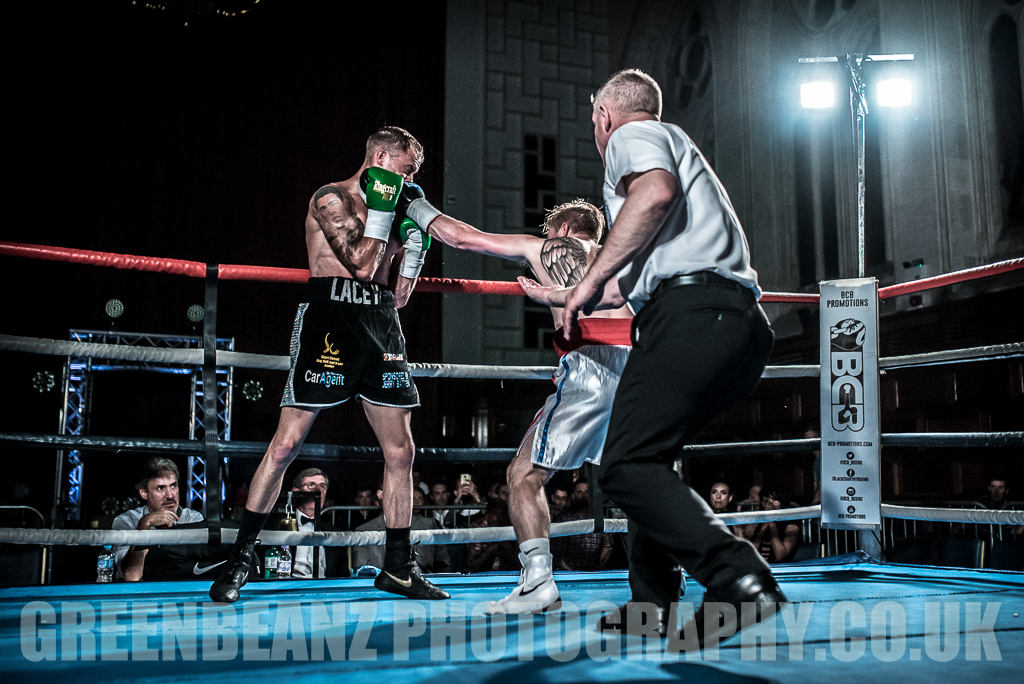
left=216, top=432, right=1019, bottom=578
left=226, top=467, right=621, bottom=577
left=76, top=428, right=1019, bottom=583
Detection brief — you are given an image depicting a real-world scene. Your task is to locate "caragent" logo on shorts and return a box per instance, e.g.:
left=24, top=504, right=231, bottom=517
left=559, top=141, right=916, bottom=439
left=305, top=370, right=345, bottom=388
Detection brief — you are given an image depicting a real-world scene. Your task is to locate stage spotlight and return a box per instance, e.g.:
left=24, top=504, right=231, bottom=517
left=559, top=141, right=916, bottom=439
left=104, top=298, right=124, bottom=320
left=243, top=380, right=264, bottom=402
left=187, top=304, right=205, bottom=323
left=797, top=53, right=915, bottom=277
left=800, top=81, right=835, bottom=109
left=877, top=79, right=913, bottom=107
left=32, top=371, right=56, bottom=393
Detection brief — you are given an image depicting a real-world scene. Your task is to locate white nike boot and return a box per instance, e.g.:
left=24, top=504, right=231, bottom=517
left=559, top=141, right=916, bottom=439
left=484, top=551, right=561, bottom=615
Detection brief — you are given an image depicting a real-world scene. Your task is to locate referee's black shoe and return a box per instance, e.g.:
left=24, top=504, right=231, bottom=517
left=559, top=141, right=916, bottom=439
left=597, top=601, right=670, bottom=637
left=374, top=564, right=450, bottom=600
left=209, top=541, right=256, bottom=604
left=681, top=570, right=787, bottom=648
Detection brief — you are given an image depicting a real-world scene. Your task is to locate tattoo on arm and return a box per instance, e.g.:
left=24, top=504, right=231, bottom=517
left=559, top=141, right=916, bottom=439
left=540, top=237, right=588, bottom=287
left=312, top=185, right=383, bottom=273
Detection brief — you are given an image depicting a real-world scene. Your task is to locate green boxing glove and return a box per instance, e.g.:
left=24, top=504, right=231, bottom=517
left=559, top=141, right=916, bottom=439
left=399, top=217, right=432, bottom=250
left=398, top=218, right=431, bottom=279
left=358, top=166, right=404, bottom=242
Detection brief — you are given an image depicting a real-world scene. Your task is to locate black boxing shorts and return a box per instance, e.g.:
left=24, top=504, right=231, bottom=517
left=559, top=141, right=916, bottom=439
left=281, top=277, right=419, bottom=409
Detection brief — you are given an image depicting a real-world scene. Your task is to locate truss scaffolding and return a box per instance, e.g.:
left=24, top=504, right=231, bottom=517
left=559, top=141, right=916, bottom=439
left=57, top=329, right=233, bottom=522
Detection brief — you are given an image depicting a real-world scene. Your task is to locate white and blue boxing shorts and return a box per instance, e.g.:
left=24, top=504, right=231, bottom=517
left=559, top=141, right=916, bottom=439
left=525, top=344, right=631, bottom=470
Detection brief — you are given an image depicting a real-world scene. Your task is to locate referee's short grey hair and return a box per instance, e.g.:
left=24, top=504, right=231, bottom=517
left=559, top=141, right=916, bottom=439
left=592, top=69, right=662, bottom=120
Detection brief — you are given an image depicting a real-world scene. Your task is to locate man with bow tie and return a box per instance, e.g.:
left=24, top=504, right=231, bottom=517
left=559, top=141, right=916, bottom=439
left=289, top=468, right=334, bottom=578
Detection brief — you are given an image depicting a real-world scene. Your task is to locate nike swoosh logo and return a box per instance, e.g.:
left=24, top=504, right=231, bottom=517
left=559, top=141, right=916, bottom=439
left=193, top=560, right=227, bottom=575
left=519, top=584, right=540, bottom=596
left=384, top=571, right=413, bottom=588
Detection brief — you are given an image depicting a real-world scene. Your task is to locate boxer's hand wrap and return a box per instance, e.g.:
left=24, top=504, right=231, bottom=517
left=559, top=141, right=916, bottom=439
left=359, top=167, right=404, bottom=242
left=398, top=218, right=430, bottom=279
left=395, top=182, right=442, bottom=230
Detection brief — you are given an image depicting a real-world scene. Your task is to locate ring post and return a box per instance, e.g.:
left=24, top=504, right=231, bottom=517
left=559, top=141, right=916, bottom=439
left=203, top=264, right=223, bottom=524
left=585, top=462, right=604, bottom=534
left=313, top=490, right=322, bottom=578
left=819, top=278, right=882, bottom=555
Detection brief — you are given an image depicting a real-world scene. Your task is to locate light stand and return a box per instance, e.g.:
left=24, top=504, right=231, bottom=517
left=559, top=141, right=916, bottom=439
left=799, top=53, right=915, bottom=277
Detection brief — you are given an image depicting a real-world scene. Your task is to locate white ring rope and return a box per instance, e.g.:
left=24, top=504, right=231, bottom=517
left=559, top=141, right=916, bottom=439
left=880, top=504, right=1024, bottom=525
left=3, top=505, right=1020, bottom=547
left=4, top=334, right=1022, bottom=380
left=0, top=520, right=624, bottom=547
left=879, top=342, right=1024, bottom=369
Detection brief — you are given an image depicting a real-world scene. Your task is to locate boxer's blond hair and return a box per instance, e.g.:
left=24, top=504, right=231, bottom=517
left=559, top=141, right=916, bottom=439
left=543, top=199, right=606, bottom=242
left=365, top=126, right=424, bottom=167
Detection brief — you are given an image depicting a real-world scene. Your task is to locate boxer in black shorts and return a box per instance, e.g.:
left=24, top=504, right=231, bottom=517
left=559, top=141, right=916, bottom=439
left=211, top=127, right=448, bottom=603
left=283, top=277, right=419, bottom=409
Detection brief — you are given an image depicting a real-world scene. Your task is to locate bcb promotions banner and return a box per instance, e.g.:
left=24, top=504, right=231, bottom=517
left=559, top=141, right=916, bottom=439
left=819, top=279, right=881, bottom=529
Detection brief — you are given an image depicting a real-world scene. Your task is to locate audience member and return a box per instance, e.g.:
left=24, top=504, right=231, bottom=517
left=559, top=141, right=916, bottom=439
left=976, top=477, right=1013, bottom=510
left=412, top=471, right=430, bottom=498
left=732, top=483, right=762, bottom=540
left=352, top=483, right=452, bottom=574
left=429, top=480, right=467, bottom=572
left=288, top=468, right=342, bottom=578
left=547, top=485, right=571, bottom=519
left=347, top=486, right=378, bottom=530
left=551, top=481, right=614, bottom=571
left=465, top=498, right=519, bottom=573
left=454, top=475, right=483, bottom=512
left=113, top=457, right=204, bottom=581
left=429, top=482, right=457, bottom=528
left=708, top=481, right=736, bottom=514
left=740, top=484, right=762, bottom=510
left=747, top=486, right=800, bottom=564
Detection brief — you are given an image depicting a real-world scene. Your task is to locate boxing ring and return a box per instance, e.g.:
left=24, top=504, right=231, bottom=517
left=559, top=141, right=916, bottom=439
left=1, top=241, right=1023, bottom=682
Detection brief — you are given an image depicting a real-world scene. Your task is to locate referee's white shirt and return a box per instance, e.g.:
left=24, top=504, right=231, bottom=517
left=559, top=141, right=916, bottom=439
left=603, top=120, right=761, bottom=312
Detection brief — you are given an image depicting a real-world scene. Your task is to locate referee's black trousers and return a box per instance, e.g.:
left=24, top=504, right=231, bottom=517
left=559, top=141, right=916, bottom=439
left=599, top=281, right=775, bottom=609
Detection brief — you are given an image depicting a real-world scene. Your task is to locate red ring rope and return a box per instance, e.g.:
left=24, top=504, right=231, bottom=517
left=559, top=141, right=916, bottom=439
left=3, top=241, right=1019, bottom=302
left=877, top=258, right=1023, bottom=299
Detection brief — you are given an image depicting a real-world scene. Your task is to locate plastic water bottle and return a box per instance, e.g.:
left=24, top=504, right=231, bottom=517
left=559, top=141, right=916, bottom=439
left=264, top=546, right=279, bottom=579
left=277, top=546, right=292, bottom=579
left=96, top=545, right=114, bottom=583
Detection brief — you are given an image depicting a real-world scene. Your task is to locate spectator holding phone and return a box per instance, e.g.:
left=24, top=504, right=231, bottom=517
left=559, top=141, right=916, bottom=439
left=454, top=473, right=483, bottom=520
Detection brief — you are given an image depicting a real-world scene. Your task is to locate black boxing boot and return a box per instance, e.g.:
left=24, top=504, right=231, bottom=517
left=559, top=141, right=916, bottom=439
left=210, top=540, right=258, bottom=603
left=210, top=509, right=267, bottom=603
left=374, top=528, right=450, bottom=600
left=680, top=571, right=788, bottom=648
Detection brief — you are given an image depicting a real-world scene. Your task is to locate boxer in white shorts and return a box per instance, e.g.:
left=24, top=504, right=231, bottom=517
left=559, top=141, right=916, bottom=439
left=425, top=199, right=633, bottom=613
left=527, top=325, right=630, bottom=473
